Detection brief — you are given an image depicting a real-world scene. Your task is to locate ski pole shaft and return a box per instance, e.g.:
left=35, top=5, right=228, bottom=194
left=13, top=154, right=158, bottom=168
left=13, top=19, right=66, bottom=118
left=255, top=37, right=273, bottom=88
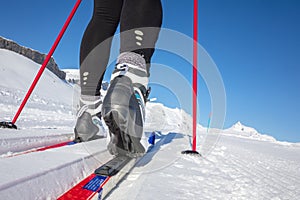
left=12, top=0, right=82, bottom=124
left=192, top=0, right=198, bottom=152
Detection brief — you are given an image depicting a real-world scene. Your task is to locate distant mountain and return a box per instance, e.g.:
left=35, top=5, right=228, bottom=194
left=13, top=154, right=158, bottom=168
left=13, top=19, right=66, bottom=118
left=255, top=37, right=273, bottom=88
left=0, top=36, right=66, bottom=79
left=223, top=121, right=276, bottom=142
left=230, top=121, right=258, bottom=133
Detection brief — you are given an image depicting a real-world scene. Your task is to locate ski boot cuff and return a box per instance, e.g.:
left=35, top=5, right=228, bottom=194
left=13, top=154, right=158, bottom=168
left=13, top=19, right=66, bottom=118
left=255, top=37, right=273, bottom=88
left=81, top=95, right=101, bottom=102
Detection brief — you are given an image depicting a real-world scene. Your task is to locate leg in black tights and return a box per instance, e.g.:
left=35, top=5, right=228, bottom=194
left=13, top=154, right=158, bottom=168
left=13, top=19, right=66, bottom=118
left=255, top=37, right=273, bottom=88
left=120, top=0, right=163, bottom=71
left=80, top=0, right=162, bottom=96
left=80, top=0, right=123, bottom=96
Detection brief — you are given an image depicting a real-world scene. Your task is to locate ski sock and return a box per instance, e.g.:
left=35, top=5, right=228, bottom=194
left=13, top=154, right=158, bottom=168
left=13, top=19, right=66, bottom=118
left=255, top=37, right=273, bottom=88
left=111, top=52, right=148, bottom=89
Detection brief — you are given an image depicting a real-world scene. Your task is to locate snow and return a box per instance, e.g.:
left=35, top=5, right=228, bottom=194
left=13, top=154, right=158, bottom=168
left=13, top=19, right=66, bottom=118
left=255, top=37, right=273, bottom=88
left=0, top=49, right=73, bottom=104
left=0, top=48, right=300, bottom=199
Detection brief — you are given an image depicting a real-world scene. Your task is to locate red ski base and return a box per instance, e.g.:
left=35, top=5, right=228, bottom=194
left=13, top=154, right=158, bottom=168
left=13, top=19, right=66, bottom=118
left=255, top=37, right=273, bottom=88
left=58, top=156, right=137, bottom=200
left=58, top=174, right=110, bottom=200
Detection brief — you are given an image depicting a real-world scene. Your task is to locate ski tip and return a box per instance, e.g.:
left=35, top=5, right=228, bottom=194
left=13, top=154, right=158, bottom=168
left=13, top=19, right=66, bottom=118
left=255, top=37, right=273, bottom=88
left=0, top=121, right=17, bottom=129
left=181, top=150, right=202, bottom=157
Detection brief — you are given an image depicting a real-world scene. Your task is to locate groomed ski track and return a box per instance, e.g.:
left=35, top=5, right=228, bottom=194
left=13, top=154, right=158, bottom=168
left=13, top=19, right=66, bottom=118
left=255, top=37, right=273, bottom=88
left=0, top=130, right=74, bottom=158
left=1, top=129, right=300, bottom=199
left=0, top=138, right=112, bottom=199
left=107, top=133, right=300, bottom=200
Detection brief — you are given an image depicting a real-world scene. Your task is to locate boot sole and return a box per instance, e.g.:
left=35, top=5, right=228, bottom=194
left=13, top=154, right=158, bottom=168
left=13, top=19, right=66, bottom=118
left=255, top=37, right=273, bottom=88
left=103, top=107, right=145, bottom=156
left=102, top=76, right=145, bottom=156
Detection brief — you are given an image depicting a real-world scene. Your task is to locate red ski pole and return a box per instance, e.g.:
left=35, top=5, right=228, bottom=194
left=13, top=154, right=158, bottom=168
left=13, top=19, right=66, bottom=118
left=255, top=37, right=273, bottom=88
left=182, top=0, right=200, bottom=155
left=9, top=0, right=82, bottom=127
left=192, top=0, right=198, bottom=153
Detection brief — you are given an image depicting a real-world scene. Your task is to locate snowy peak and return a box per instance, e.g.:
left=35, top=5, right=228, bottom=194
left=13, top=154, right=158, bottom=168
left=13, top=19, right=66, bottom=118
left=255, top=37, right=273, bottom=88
left=224, top=121, right=276, bottom=142
left=231, top=121, right=258, bottom=133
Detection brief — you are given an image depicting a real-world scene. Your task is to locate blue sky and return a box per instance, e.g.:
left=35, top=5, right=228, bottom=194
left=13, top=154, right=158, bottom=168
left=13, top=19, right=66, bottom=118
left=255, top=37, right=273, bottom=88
left=0, top=0, right=299, bottom=142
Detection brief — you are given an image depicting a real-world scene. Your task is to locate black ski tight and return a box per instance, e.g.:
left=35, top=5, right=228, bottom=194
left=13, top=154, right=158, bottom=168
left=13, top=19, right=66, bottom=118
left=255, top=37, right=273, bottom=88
left=80, top=0, right=163, bottom=96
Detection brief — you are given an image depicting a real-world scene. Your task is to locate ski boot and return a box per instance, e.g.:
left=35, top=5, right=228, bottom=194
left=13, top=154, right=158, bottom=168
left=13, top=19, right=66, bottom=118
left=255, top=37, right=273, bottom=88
left=102, top=52, right=150, bottom=156
left=74, top=95, right=106, bottom=142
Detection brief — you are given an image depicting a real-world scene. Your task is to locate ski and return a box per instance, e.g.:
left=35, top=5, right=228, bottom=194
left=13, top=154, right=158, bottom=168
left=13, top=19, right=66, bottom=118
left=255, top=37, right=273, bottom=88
left=2, top=140, right=76, bottom=158
left=57, top=155, right=137, bottom=200
left=58, top=131, right=158, bottom=199
left=94, top=155, right=133, bottom=176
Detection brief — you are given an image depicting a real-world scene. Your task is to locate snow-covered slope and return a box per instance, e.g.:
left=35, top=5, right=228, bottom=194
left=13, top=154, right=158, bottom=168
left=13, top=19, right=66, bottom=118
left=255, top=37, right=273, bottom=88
left=0, top=48, right=300, bottom=199
left=0, top=49, right=73, bottom=104
left=0, top=49, right=75, bottom=155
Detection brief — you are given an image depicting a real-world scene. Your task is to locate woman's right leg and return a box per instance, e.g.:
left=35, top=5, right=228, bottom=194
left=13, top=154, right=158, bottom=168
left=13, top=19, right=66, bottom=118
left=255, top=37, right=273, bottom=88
left=102, top=0, right=163, bottom=155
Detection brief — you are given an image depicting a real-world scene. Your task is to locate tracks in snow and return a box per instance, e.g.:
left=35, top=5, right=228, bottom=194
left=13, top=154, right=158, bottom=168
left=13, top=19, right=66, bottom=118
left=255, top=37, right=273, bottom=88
left=200, top=136, right=300, bottom=200
left=108, top=133, right=300, bottom=200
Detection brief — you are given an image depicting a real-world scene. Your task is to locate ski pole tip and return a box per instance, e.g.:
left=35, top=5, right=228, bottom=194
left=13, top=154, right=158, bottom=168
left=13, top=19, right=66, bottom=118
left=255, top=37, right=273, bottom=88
left=181, top=150, right=201, bottom=156
left=0, top=121, right=17, bottom=129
